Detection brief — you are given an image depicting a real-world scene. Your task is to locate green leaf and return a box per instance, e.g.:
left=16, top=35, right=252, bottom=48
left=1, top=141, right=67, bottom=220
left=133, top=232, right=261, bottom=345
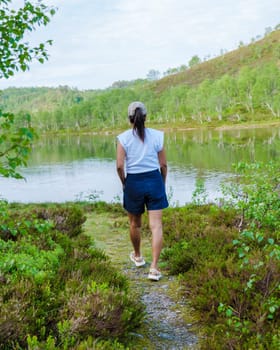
left=269, top=306, right=276, bottom=313
left=226, top=308, right=233, bottom=317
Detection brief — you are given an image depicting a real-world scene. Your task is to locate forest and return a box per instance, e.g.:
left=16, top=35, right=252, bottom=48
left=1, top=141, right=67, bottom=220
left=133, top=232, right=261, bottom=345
left=1, top=28, right=280, bottom=132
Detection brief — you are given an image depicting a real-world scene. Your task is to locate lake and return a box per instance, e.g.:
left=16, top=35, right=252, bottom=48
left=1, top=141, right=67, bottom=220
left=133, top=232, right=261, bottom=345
left=0, top=126, right=279, bottom=205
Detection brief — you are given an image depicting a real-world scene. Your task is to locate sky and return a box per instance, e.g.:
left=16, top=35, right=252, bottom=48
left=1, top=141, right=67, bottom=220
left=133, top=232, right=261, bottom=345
left=0, top=0, right=279, bottom=90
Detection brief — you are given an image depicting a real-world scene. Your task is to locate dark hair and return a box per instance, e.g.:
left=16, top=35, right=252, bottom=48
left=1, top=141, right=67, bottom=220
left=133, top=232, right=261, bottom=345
left=129, top=107, right=146, bottom=142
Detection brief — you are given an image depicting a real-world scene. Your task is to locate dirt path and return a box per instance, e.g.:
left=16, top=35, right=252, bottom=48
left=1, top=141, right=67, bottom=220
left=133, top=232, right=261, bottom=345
left=84, top=211, right=199, bottom=349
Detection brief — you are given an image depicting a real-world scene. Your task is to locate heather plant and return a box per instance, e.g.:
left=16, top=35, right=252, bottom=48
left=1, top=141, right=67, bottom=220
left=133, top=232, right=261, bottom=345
left=0, top=204, right=145, bottom=349
left=161, top=161, right=279, bottom=349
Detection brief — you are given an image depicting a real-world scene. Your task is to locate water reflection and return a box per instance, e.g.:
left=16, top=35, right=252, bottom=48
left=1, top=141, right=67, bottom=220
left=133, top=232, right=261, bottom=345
left=0, top=126, right=279, bottom=205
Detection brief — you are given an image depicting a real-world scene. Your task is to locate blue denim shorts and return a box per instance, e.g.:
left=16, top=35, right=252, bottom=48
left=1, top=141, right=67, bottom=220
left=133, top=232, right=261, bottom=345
left=123, top=169, right=169, bottom=214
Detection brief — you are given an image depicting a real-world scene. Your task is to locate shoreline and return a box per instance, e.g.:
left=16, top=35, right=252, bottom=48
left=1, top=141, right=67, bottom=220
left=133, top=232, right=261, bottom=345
left=154, top=120, right=280, bottom=133
left=40, top=120, right=280, bottom=136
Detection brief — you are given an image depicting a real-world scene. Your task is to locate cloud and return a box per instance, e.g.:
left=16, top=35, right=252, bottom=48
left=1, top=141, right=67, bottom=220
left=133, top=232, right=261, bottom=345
left=1, top=0, right=279, bottom=89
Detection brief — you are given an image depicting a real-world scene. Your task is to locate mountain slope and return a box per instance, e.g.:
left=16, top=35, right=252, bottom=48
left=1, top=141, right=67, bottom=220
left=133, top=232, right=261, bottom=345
left=0, top=29, right=280, bottom=130
left=152, top=29, right=280, bottom=93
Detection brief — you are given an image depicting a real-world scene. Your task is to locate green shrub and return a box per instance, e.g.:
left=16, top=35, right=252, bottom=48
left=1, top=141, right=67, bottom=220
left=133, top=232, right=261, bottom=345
left=59, top=283, right=143, bottom=341
left=0, top=202, right=145, bottom=349
left=36, top=205, right=87, bottom=238
left=0, top=279, right=63, bottom=348
left=161, top=161, right=280, bottom=349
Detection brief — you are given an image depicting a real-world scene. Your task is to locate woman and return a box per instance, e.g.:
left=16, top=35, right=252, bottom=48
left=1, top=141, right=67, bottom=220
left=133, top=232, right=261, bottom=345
left=116, top=101, right=168, bottom=281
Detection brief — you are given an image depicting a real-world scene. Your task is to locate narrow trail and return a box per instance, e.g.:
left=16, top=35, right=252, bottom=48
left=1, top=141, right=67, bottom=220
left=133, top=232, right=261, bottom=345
left=84, top=211, right=199, bottom=350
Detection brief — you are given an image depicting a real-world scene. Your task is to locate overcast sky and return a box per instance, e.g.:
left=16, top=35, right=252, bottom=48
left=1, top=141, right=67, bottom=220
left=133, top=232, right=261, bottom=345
left=0, top=0, right=279, bottom=90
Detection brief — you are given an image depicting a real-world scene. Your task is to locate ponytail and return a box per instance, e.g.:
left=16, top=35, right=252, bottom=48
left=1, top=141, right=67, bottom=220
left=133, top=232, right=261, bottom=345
left=130, top=107, right=146, bottom=142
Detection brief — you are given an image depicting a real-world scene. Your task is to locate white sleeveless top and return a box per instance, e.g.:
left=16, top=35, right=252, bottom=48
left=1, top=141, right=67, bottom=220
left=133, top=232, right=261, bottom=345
left=117, top=128, right=164, bottom=174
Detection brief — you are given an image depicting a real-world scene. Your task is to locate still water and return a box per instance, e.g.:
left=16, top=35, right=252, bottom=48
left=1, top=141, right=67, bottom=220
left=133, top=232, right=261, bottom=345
left=0, top=126, right=279, bottom=205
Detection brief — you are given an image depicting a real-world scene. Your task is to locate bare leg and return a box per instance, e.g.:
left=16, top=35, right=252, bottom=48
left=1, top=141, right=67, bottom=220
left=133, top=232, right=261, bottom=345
left=128, top=213, right=142, bottom=257
left=148, top=210, right=163, bottom=270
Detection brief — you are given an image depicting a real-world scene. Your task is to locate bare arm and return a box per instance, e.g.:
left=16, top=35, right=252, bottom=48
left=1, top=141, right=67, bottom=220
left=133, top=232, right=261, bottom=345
left=158, top=148, right=167, bottom=184
left=116, top=141, right=126, bottom=187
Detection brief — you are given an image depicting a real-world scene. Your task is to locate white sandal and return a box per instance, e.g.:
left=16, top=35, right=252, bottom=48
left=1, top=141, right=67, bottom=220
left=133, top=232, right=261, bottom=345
left=129, top=252, right=146, bottom=267
left=148, top=268, right=162, bottom=281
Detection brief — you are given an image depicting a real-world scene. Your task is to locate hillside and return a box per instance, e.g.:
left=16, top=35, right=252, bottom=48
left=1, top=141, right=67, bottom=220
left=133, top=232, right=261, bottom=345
left=153, top=29, right=280, bottom=93
left=0, top=29, right=280, bottom=131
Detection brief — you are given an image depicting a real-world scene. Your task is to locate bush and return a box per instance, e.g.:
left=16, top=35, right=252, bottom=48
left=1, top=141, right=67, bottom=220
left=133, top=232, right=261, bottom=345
left=36, top=205, right=87, bottom=238
left=161, top=161, right=279, bottom=349
left=0, top=202, right=144, bottom=349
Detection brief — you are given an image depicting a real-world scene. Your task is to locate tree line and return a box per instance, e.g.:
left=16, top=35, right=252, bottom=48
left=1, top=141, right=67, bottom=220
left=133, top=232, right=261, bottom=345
left=1, top=61, right=280, bottom=132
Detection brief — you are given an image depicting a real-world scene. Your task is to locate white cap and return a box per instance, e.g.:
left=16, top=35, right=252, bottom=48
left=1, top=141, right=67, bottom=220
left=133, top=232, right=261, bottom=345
left=128, top=101, right=147, bottom=117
